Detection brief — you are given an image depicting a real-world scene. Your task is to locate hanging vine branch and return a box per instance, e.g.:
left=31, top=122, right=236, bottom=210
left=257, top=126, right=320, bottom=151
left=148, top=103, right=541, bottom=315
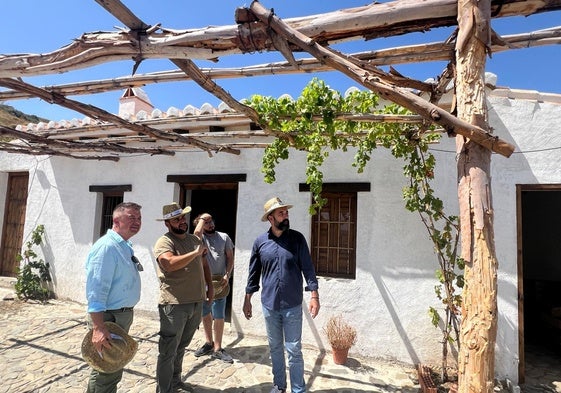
left=248, top=1, right=515, bottom=158
left=245, top=78, right=463, bottom=378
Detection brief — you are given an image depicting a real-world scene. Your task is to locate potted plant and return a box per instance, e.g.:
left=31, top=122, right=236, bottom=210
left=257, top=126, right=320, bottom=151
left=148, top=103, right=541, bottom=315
left=323, top=314, right=357, bottom=365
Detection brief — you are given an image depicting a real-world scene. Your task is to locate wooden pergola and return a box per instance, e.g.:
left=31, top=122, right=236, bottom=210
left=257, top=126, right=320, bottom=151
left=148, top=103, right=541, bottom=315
left=1, top=1, right=560, bottom=391
left=0, top=0, right=559, bottom=160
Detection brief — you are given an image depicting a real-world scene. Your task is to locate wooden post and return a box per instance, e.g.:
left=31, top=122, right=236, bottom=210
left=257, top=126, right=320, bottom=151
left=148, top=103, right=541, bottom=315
left=455, top=1, right=499, bottom=392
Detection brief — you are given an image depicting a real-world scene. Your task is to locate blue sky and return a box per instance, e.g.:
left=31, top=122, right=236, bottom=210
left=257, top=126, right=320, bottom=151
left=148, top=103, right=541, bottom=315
left=1, top=1, right=560, bottom=122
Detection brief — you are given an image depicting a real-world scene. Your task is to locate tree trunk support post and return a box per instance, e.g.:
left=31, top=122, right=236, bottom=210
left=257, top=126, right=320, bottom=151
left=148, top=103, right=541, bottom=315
left=455, top=1, right=499, bottom=392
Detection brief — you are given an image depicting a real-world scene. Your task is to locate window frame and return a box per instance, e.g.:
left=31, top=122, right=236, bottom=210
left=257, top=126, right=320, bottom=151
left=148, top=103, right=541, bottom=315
left=89, top=184, right=131, bottom=237
left=300, top=183, right=370, bottom=279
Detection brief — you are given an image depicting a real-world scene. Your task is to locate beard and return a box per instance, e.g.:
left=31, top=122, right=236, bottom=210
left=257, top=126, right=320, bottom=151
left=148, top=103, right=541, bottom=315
left=274, top=218, right=290, bottom=232
left=170, top=225, right=188, bottom=235
left=204, top=228, right=216, bottom=234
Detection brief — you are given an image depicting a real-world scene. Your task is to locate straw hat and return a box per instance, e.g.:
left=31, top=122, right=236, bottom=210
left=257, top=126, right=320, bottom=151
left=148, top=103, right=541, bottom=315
left=261, top=197, right=293, bottom=222
left=156, top=202, right=191, bottom=221
left=81, top=322, right=138, bottom=374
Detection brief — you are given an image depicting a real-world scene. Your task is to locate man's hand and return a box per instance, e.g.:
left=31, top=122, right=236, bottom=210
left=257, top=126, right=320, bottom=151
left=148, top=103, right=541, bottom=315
left=92, top=324, right=112, bottom=354
left=206, top=283, right=215, bottom=303
left=309, top=298, right=320, bottom=319
left=195, top=244, right=207, bottom=256
left=242, top=295, right=253, bottom=320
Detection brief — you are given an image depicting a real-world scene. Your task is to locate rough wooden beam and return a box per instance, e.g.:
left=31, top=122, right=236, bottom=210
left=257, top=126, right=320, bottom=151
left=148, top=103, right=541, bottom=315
left=0, top=78, right=240, bottom=155
left=94, top=0, right=149, bottom=32
left=171, top=58, right=295, bottom=145
left=0, top=142, right=120, bottom=161
left=0, top=0, right=559, bottom=78
left=0, top=124, right=174, bottom=156
left=249, top=1, right=515, bottom=158
left=0, top=26, right=558, bottom=101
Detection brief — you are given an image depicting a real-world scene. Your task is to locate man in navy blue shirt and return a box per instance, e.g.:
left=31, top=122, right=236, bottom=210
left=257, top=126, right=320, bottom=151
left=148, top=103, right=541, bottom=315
left=243, top=197, right=320, bottom=393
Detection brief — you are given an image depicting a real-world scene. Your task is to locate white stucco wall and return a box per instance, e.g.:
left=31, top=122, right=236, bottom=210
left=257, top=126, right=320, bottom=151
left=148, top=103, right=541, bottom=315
left=0, top=144, right=450, bottom=367
left=488, top=94, right=561, bottom=381
left=1, top=89, right=560, bottom=383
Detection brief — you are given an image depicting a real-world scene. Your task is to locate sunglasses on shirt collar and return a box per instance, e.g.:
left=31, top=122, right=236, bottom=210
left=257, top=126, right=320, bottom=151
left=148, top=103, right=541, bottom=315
left=131, top=255, right=144, bottom=272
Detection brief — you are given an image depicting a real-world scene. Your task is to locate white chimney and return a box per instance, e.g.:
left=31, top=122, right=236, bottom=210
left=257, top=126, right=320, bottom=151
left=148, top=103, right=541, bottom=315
left=119, top=87, right=154, bottom=117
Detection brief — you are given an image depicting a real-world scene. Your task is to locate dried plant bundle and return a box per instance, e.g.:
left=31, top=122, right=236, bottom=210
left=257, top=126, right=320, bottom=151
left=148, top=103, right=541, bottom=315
left=323, top=315, right=357, bottom=350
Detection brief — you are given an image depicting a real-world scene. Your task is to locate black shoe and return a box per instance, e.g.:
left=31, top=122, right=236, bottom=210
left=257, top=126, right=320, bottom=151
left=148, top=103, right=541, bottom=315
left=173, top=380, right=194, bottom=392
left=194, top=342, right=213, bottom=357
left=211, top=348, right=234, bottom=363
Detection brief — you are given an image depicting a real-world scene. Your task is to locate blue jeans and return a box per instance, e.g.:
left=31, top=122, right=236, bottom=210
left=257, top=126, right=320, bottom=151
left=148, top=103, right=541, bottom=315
left=262, top=304, right=305, bottom=393
left=156, top=302, right=202, bottom=393
left=202, top=297, right=226, bottom=319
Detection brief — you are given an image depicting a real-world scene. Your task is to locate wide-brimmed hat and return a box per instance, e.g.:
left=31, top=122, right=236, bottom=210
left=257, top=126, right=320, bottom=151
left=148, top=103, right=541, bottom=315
left=261, top=197, right=293, bottom=222
left=81, top=322, right=138, bottom=374
left=156, top=202, right=192, bottom=221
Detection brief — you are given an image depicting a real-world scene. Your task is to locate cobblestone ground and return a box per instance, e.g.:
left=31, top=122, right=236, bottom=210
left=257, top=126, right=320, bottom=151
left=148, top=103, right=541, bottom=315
left=0, top=298, right=419, bottom=393
left=1, top=296, right=559, bottom=393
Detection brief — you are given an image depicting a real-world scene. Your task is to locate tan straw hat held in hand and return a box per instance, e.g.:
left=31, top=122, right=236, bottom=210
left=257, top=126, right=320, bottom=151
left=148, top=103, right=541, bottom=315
left=81, top=322, right=138, bottom=374
left=261, top=197, right=293, bottom=222
left=156, top=202, right=192, bottom=221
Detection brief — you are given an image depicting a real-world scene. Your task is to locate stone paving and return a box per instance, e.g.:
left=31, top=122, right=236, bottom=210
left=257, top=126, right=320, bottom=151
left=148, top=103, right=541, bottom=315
left=522, top=346, right=561, bottom=393
left=2, top=283, right=561, bottom=393
left=0, top=296, right=420, bottom=393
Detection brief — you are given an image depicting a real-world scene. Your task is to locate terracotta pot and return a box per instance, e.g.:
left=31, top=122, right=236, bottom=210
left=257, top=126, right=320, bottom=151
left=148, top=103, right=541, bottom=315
left=332, top=347, right=349, bottom=365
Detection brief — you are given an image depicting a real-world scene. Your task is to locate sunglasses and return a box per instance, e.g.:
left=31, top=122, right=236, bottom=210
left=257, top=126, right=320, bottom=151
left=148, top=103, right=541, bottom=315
left=131, top=255, right=144, bottom=272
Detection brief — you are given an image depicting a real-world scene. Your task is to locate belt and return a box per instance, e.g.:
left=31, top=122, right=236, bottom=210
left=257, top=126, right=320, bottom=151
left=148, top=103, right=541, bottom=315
left=107, top=307, right=134, bottom=312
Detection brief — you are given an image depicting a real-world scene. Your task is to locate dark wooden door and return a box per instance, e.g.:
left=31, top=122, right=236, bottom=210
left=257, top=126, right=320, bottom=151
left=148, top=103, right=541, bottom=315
left=1, top=172, right=29, bottom=276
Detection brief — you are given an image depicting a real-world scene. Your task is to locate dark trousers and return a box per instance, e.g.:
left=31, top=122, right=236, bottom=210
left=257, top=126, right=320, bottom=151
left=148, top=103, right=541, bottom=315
left=156, top=302, right=202, bottom=393
left=86, top=309, right=134, bottom=393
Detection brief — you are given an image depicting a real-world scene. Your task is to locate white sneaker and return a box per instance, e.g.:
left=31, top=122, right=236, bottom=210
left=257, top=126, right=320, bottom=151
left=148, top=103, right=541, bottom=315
left=270, top=386, right=285, bottom=393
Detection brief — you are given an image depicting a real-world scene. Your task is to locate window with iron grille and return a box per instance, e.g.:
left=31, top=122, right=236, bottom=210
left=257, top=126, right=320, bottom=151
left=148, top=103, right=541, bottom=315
left=300, top=183, right=370, bottom=279
left=89, top=185, right=131, bottom=237
left=310, top=191, right=357, bottom=279
left=100, top=194, right=124, bottom=236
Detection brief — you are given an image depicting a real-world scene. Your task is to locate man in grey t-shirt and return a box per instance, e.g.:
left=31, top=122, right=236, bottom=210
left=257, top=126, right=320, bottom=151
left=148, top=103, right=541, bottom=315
left=193, top=213, right=235, bottom=363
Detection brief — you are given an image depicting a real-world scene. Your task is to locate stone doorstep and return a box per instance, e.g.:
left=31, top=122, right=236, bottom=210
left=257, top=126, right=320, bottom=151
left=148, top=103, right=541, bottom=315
left=0, top=276, right=16, bottom=289
left=0, top=276, right=17, bottom=300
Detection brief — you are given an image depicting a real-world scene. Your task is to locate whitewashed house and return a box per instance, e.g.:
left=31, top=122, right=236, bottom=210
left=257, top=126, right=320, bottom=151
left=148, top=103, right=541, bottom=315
left=1, top=75, right=561, bottom=384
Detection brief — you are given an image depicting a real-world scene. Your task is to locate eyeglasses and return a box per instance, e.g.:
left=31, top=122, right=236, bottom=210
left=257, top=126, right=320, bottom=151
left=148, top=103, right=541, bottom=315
left=131, top=255, right=144, bottom=272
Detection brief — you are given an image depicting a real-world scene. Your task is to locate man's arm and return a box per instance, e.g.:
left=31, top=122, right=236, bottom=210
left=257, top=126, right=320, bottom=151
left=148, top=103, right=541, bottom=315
left=202, top=254, right=214, bottom=302
left=309, top=290, right=320, bottom=319
left=193, top=215, right=206, bottom=239
left=89, top=312, right=113, bottom=353
left=243, top=293, right=253, bottom=319
left=157, top=244, right=206, bottom=272
left=296, top=232, right=320, bottom=318
left=224, top=246, right=234, bottom=281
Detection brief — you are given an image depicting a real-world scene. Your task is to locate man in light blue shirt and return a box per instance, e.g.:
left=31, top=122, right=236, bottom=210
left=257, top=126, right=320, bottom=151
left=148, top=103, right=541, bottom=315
left=85, top=202, right=143, bottom=393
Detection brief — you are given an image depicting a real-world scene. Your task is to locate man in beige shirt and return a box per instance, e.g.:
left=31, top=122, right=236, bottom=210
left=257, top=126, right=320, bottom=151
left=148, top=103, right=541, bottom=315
left=153, top=203, right=213, bottom=393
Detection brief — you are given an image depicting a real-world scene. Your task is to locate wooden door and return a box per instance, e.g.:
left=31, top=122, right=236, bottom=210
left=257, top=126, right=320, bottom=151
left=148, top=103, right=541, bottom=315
left=0, top=172, right=29, bottom=276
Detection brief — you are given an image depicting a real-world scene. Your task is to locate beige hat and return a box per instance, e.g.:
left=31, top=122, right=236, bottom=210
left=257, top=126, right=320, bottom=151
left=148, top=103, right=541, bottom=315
left=81, top=322, right=138, bottom=374
left=261, top=197, right=293, bottom=222
left=156, top=202, right=192, bottom=221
